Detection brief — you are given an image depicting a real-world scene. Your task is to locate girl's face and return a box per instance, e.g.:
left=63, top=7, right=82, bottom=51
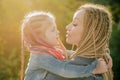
left=45, top=20, right=60, bottom=46
left=66, top=9, right=85, bottom=46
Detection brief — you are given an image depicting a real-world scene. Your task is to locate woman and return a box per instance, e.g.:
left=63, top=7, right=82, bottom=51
left=22, top=11, right=108, bottom=80
left=65, top=4, right=113, bottom=80
left=42, top=4, right=113, bottom=80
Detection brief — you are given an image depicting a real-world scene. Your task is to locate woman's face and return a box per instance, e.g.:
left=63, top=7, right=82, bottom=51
left=66, top=9, right=85, bottom=46
left=45, top=20, right=60, bottom=46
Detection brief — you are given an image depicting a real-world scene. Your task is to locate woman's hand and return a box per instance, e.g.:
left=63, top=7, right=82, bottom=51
left=92, top=58, right=108, bottom=74
left=106, top=53, right=113, bottom=70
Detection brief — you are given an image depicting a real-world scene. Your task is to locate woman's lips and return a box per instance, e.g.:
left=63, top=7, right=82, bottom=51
left=66, top=31, right=70, bottom=37
left=66, top=34, right=68, bottom=37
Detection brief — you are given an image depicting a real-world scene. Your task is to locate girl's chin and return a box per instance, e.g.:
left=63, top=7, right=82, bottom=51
left=54, top=40, right=60, bottom=46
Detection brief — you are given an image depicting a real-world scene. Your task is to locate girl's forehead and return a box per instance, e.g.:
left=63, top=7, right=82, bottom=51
left=45, top=18, right=55, bottom=24
left=48, top=20, right=57, bottom=28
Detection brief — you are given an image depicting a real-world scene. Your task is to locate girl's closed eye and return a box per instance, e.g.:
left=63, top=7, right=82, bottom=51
left=51, top=26, right=55, bottom=32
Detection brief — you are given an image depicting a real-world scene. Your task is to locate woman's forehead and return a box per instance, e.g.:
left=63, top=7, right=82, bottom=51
left=73, top=9, right=85, bottom=20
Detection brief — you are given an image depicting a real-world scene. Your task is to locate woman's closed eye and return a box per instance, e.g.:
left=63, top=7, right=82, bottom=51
left=73, top=23, right=77, bottom=27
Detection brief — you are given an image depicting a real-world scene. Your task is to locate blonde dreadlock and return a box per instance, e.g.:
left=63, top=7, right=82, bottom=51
left=70, top=4, right=113, bottom=80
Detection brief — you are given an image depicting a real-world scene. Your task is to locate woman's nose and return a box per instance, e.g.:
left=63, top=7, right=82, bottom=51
left=66, top=24, right=72, bottom=31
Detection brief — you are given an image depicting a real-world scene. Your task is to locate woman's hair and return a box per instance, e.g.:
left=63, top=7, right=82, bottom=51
left=71, top=4, right=112, bottom=59
left=70, top=4, right=113, bottom=80
left=21, top=11, right=55, bottom=49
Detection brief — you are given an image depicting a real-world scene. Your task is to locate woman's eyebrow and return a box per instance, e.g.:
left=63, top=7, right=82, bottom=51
left=74, top=18, right=79, bottom=21
left=73, top=18, right=79, bottom=23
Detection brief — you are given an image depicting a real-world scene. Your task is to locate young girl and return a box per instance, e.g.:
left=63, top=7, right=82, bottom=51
left=21, top=11, right=108, bottom=80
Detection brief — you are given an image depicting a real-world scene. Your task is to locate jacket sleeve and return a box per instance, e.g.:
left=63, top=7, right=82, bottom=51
left=29, top=54, right=98, bottom=78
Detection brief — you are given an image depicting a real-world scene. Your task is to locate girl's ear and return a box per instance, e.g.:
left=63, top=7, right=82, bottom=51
left=29, top=26, right=51, bottom=48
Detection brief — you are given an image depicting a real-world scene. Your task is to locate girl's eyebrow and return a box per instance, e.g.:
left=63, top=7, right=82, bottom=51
left=53, top=26, right=56, bottom=29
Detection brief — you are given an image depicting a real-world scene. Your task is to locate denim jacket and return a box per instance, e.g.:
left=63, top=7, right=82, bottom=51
left=24, top=50, right=101, bottom=80
left=44, top=54, right=103, bottom=80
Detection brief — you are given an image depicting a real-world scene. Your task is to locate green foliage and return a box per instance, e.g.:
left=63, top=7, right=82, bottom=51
left=110, top=23, right=120, bottom=80
left=0, top=0, right=120, bottom=80
left=0, top=39, right=21, bottom=80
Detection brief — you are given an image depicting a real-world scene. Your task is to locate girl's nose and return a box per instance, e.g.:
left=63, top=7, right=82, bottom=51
left=57, top=30, right=60, bottom=34
left=55, top=27, right=60, bottom=34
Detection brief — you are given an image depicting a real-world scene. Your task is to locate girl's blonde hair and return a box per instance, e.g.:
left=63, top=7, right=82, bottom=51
left=21, top=11, right=55, bottom=49
left=70, top=4, right=113, bottom=80
left=20, top=11, right=67, bottom=80
left=20, top=11, right=55, bottom=80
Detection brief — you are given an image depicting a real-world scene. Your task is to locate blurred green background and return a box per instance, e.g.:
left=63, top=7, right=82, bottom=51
left=0, top=0, right=120, bottom=80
